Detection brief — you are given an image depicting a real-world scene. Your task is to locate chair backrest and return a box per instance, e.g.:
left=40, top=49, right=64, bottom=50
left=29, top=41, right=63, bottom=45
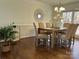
left=46, top=23, right=52, bottom=28
left=65, top=24, right=78, bottom=40
left=64, top=23, right=70, bottom=28
left=71, top=24, right=78, bottom=37
left=38, top=22, right=44, bottom=28
left=33, top=22, right=38, bottom=37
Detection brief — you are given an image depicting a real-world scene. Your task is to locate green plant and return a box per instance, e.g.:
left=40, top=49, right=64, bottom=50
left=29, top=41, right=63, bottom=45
left=0, top=24, right=17, bottom=43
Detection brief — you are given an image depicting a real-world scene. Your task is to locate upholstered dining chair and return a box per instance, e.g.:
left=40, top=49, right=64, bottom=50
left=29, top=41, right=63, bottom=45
left=59, top=24, right=78, bottom=47
left=46, top=23, right=52, bottom=28
left=38, top=22, right=45, bottom=28
left=38, top=22, right=47, bottom=34
left=64, top=23, right=70, bottom=28
left=61, top=23, right=70, bottom=34
left=45, top=22, right=52, bottom=40
left=33, top=22, right=49, bottom=48
left=71, top=24, right=79, bottom=45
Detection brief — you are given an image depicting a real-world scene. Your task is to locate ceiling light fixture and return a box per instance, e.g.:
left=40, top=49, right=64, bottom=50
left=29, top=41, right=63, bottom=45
left=54, top=0, right=65, bottom=20
left=54, top=0, right=65, bottom=12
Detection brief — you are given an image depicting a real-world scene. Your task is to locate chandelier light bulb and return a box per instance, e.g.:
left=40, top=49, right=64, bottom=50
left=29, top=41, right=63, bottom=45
left=60, top=7, right=65, bottom=11
left=54, top=6, right=65, bottom=12
left=54, top=7, right=58, bottom=12
left=54, top=0, right=65, bottom=20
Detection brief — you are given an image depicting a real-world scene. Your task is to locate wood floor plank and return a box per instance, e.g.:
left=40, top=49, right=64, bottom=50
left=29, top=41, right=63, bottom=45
left=0, top=37, right=79, bottom=59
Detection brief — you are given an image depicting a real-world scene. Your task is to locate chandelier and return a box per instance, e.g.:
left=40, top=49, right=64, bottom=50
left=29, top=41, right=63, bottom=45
left=54, top=0, right=65, bottom=19
left=54, top=6, right=65, bottom=12
left=54, top=0, right=65, bottom=12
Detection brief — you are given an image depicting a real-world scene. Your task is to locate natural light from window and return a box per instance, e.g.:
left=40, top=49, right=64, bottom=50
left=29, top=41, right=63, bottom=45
left=62, top=11, right=79, bottom=36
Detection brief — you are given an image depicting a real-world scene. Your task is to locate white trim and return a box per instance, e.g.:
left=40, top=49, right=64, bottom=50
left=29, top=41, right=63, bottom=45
left=14, top=24, right=33, bottom=26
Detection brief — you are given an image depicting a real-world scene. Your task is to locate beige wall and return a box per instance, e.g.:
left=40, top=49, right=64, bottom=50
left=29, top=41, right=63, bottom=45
left=64, top=2, right=79, bottom=11
left=0, top=0, right=53, bottom=38
left=2, top=0, right=79, bottom=38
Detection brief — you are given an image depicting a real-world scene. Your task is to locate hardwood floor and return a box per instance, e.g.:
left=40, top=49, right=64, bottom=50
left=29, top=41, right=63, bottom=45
left=0, top=37, right=79, bottom=59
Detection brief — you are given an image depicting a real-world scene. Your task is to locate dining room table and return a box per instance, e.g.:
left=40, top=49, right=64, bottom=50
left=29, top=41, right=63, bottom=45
left=38, top=27, right=67, bottom=48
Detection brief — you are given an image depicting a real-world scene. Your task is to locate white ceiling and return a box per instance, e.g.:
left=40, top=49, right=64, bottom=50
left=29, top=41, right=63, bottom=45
left=38, top=0, right=79, bottom=6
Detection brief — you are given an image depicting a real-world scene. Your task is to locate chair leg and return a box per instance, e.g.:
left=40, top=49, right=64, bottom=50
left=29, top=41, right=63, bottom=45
left=60, top=39, right=62, bottom=47
left=72, top=37, right=75, bottom=45
left=35, top=38, right=38, bottom=48
left=49, top=35, right=51, bottom=48
left=68, top=39, right=72, bottom=48
left=46, top=35, right=51, bottom=48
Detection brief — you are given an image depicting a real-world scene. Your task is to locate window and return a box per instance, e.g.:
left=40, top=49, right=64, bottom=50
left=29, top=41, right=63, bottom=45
left=73, top=11, right=79, bottom=24
left=74, top=11, right=79, bottom=35
left=62, top=11, right=79, bottom=36
left=62, top=11, right=72, bottom=23
left=62, top=11, right=79, bottom=24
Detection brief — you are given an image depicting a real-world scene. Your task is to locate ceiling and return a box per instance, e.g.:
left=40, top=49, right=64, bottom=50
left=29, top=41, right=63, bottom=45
left=38, top=0, right=79, bottom=6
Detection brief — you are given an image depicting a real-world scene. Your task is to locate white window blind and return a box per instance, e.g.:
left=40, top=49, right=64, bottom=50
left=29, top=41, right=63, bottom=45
left=62, top=11, right=79, bottom=24
left=63, top=12, right=72, bottom=23
left=73, top=11, right=79, bottom=24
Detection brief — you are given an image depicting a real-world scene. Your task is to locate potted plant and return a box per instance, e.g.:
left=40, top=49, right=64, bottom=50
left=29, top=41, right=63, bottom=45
left=0, top=24, right=17, bottom=52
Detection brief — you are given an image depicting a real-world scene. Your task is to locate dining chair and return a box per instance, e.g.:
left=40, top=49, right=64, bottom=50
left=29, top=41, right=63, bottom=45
left=33, top=22, right=49, bottom=48
left=59, top=24, right=78, bottom=47
left=38, top=22, right=52, bottom=47
left=38, top=22, right=47, bottom=34
left=46, top=23, right=52, bottom=28
left=61, top=23, right=70, bottom=34
left=38, top=22, right=52, bottom=34
left=64, top=23, right=70, bottom=28
left=38, top=22, right=45, bottom=28
left=71, top=24, right=79, bottom=45
left=45, top=22, right=53, bottom=41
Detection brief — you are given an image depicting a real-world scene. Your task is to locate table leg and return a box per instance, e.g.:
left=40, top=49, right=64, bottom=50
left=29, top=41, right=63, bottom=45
left=51, top=31, right=55, bottom=48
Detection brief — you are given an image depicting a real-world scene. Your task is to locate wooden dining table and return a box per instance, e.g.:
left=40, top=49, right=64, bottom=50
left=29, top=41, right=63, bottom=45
left=38, top=27, right=67, bottom=48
